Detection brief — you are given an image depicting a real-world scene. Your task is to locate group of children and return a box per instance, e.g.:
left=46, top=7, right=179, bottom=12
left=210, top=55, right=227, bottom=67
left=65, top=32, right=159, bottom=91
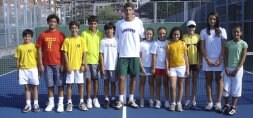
left=15, top=2, right=247, bottom=116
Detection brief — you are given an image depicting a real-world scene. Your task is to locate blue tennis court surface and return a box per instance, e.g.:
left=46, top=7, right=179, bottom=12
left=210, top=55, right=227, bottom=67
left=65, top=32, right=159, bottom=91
left=0, top=69, right=253, bottom=118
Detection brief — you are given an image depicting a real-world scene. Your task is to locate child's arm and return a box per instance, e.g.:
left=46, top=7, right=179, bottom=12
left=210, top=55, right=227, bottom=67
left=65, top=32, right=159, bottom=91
left=151, top=54, right=156, bottom=75
left=200, top=40, right=214, bottom=66
left=37, top=47, right=44, bottom=73
left=215, top=39, right=226, bottom=66
left=99, top=52, right=105, bottom=75
left=63, top=51, right=71, bottom=74
left=224, top=46, right=230, bottom=76
left=16, top=58, right=19, bottom=80
left=80, top=52, right=87, bottom=72
left=231, top=48, right=247, bottom=77
left=166, top=46, right=170, bottom=76
left=139, top=52, right=146, bottom=75
left=184, top=47, right=190, bottom=77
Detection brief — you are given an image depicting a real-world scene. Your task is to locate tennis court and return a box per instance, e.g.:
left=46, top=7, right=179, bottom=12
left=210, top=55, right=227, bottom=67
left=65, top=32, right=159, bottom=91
left=0, top=55, right=253, bottom=118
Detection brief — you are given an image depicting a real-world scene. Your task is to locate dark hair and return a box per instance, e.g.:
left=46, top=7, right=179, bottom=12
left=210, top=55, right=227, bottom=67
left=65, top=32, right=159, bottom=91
left=47, top=14, right=60, bottom=24
left=169, top=27, right=183, bottom=40
left=22, top=29, right=33, bottom=37
left=144, top=28, right=154, bottom=40
left=232, top=24, right=242, bottom=31
left=69, top=20, right=80, bottom=29
left=104, top=22, right=115, bottom=31
left=88, top=15, right=98, bottom=23
left=124, top=2, right=134, bottom=9
left=207, top=12, right=221, bottom=36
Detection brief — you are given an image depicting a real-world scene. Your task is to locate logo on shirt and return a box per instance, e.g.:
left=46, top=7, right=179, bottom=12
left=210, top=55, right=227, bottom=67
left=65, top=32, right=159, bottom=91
left=104, top=43, right=116, bottom=48
left=77, top=44, right=80, bottom=48
left=121, top=28, right=136, bottom=33
left=28, top=49, right=32, bottom=53
left=45, top=37, right=56, bottom=51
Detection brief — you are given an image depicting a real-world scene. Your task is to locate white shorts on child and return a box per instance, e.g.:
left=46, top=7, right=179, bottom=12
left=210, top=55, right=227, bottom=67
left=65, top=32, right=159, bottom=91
left=169, top=65, right=186, bottom=78
left=19, top=68, right=39, bottom=85
left=66, top=70, right=84, bottom=84
left=222, top=67, right=243, bottom=97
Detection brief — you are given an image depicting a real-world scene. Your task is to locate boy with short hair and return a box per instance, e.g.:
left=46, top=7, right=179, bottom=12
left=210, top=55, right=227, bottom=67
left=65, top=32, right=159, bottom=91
left=99, top=22, right=118, bottom=109
left=62, top=21, right=88, bottom=112
left=15, top=29, right=40, bottom=112
left=36, top=14, right=65, bottom=112
left=81, top=15, right=104, bottom=108
left=115, top=2, right=145, bottom=109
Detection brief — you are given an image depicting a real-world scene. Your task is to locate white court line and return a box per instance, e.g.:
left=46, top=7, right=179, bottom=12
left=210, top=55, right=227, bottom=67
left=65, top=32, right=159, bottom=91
left=244, top=70, right=253, bottom=74
left=0, top=70, right=17, bottom=77
left=122, top=106, right=127, bottom=118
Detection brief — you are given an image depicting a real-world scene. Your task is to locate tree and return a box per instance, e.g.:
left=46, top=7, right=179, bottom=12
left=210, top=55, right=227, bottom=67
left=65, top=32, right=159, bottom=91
left=97, top=6, right=119, bottom=23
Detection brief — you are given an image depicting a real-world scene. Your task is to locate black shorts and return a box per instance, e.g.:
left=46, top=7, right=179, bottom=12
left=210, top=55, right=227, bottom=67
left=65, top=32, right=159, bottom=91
left=190, top=64, right=198, bottom=71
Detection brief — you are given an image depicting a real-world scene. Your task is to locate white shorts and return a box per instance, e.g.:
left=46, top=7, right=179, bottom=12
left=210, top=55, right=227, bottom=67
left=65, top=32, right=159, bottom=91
left=169, top=65, right=186, bottom=78
left=221, top=67, right=243, bottom=97
left=202, top=57, right=224, bottom=71
left=66, top=70, right=84, bottom=84
left=19, top=68, right=39, bottom=85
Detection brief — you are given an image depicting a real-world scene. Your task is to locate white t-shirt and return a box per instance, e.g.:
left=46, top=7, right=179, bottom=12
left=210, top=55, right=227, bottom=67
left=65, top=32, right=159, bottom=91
left=115, top=17, right=145, bottom=57
left=200, top=27, right=227, bottom=58
left=99, top=37, right=118, bottom=70
left=150, top=40, right=169, bottom=69
left=140, top=40, right=154, bottom=67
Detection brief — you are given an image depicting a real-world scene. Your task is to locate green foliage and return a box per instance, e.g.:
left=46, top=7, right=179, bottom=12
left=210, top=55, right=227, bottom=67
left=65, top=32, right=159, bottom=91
left=97, top=6, right=119, bottom=22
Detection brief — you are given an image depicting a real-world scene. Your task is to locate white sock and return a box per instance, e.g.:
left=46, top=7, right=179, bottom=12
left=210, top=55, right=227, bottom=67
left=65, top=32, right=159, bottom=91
left=68, top=99, right=72, bottom=104
left=177, top=102, right=182, bottom=105
left=129, top=94, right=134, bottom=101
left=26, top=100, right=31, bottom=106
left=49, top=97, right=54, bottom=104
left=34, top=100, right=38, bottom=105
left=105, top=97, right=109, bottom=101
left=80, top=99, right=84, bottom=103
left=58, top=97, right=64, bottom=105
left=111, top=97, right=115, bottom=101
left=119, top=95, right=124, bottom=102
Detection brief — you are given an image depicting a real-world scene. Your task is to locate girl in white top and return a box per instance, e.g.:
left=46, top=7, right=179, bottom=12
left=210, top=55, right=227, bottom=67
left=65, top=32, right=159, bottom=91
left=139, top=28, right=155, bottom=108
left=151, top=27, right=170, bottom=109
left=200, top=12, right=227, bottom=111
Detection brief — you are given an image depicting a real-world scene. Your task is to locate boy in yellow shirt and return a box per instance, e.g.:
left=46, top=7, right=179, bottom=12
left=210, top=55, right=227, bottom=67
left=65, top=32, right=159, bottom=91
left=15, top=29, right=40, bottom=112
left=61, top=21, right=88, bottom=111
left=81, top=15, right=103, bottom=108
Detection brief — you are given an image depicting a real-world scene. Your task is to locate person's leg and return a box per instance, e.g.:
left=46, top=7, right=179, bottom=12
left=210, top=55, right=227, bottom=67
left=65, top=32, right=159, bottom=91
left=104, top=79, right=109, bottom=100
left=185, top=71, right=191, bottom=104
left=192, top=70, right=199, bottom=104
left=93, top=79, right=99, bottom=98
left=129, top=75, right=136, bottom=101
left=170, top=76, right=177, bottom=111
left=66, top=84, right=72, bottom=103
left=215, top=71, right=223, bottom=103
left=139, top=75, right=146, bottom=100
left=177, top=77, right=184, bottom=103
left=205, top=71, right=213, bottom=110
left=148, top=75, right=154, bottom=100
left=155, top=75, right=161, bottom=101
left=23, top=84, right=31, bottom=112
left=163, top=74, right=170, bottom=108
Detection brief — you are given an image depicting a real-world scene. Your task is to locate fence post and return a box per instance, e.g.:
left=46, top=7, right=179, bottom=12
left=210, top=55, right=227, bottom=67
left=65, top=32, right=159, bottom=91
left=153, top=2, right=157, bottom=24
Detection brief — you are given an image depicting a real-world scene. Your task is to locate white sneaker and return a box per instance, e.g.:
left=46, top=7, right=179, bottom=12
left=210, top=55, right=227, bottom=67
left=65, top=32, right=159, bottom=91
left=87, top=99, right=93, bottom=108
left=45, top=102, right=55, bottom=112
left=140, top=99, right=144, bottom=108
left=177, top=103, right=183, bottom=112
left=205, top=102, right=213, bottom=111
left=149, top=99, right=154, bottom=108
left=170, top=103, right=176, bottom=111
left=214, top=102, right=222, bottom=111
left=66, top=103, right=73, bottom=112
left=155, top=100, right=161, bottom=109
left=164, top=101, right=170, bottom=108
left=93, top=98, right=100, bottom=108
left=57, top=104, right=64, bottom=112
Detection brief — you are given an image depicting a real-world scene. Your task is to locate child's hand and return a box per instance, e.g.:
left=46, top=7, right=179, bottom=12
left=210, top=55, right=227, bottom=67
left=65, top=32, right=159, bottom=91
left=60, top=65, right=65, bottom=73
left=185, top=69, right=190, bottom=77
left=206, top=59, right=214, bottom=66
left=225, top=68, right=230, bottom=76
left=39, top=64, right=44, bottom=73
left=80, top=65, right=85, bottom=73
left=151, top=67, right=155, bottom=75
left=66, top=65, right=71, bottom=74
left=141, top=68, right=146, bottom=75
left=214, top=59, right=221, bottom=66
left=230, top=68, right=239, bottom=77
left=166, top=69, right=170, bottom=76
